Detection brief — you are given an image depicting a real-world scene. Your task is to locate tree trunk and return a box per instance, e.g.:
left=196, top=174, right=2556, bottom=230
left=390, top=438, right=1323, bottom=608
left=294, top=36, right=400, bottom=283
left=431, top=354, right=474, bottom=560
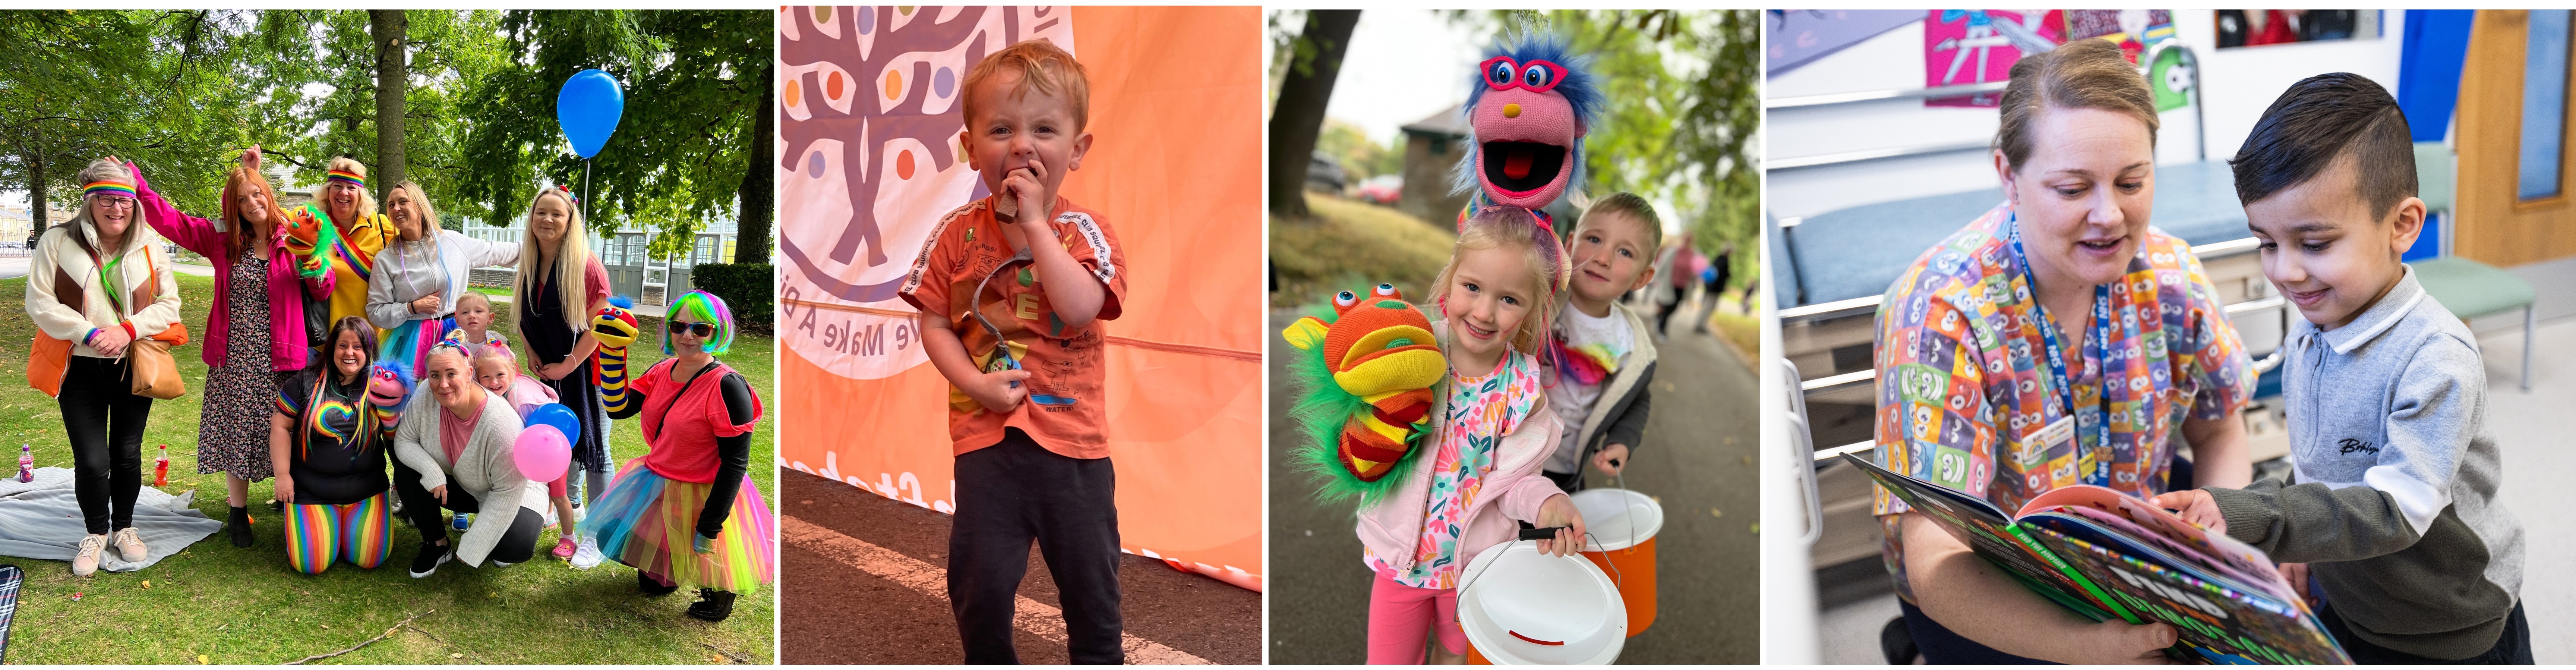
left=27, top=144, right=47, bottom=233
left=371, top=9, right=407, bottom=202
left=735, top=58, right=774, bottom=265
left=1266, top=9, right=1360, bottom=218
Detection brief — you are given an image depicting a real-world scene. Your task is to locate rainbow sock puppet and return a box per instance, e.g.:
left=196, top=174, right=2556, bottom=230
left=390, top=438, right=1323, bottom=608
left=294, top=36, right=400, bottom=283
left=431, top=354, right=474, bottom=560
left=591, top=296, right=641, bottom=415
left=1282, top=283, right=1447, bottom=503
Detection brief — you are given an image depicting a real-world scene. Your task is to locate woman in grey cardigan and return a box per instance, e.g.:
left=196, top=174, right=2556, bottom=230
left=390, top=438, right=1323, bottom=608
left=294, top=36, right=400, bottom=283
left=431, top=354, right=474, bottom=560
left=366, top=180, right=517, bottom=375
left=392, top=342, right=546, bottom=578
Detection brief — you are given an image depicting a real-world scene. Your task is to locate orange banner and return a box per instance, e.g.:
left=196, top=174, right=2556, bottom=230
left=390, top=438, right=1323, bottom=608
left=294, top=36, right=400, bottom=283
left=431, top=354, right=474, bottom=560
left=776, top=5, right=1264, bottom=591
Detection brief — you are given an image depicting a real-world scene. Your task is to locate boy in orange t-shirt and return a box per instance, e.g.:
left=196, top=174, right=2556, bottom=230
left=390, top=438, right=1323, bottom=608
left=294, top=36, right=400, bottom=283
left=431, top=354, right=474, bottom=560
left=895, top=39, right=1130, bottom=664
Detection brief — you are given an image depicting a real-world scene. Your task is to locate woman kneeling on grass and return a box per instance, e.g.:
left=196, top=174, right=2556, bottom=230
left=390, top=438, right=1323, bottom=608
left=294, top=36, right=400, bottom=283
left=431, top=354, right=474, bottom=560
left=270, top=317, right=411, bottom=574
left=585, top=290, right=772, bottom=622
left=393, top=341, right=546, bottom=577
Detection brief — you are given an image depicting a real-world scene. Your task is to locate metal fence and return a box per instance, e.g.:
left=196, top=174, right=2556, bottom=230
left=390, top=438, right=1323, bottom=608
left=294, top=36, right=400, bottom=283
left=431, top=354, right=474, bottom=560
left=462, top=224, right=738, bottom=306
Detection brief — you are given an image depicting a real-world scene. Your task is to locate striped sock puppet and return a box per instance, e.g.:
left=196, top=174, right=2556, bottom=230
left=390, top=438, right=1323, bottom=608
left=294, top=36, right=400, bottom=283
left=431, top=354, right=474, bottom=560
left=591, top=296, right=641, bottom=414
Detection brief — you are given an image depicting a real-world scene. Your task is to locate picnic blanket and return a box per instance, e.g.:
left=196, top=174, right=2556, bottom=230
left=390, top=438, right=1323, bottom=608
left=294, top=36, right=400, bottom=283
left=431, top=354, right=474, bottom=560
left=0, top=467, right=220, bottom=572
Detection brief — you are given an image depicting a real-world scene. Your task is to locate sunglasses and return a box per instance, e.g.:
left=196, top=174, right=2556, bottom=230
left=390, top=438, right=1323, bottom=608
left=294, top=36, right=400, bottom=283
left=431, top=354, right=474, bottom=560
left=668, top=321, right=717, bottom=337
left=1479, top=56, right=1567, bottom=94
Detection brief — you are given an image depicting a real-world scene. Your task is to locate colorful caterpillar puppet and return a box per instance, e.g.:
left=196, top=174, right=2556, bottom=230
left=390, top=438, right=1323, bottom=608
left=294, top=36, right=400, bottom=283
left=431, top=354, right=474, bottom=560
left=1282, top=283, right=1447, bottom=503
left=1451, top=28, right=1603, bottom=228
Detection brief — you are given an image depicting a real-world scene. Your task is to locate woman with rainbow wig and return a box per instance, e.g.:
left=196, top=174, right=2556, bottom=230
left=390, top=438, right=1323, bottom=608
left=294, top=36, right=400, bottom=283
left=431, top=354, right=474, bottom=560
left=585, top=290, right=771, bottom=622
left=127, top=147, right=340, bottom=548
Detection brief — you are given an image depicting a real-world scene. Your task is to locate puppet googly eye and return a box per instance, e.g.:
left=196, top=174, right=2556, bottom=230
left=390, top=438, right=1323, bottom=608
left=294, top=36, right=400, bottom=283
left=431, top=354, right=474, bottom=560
left=1373, top=283, right=1398, bottom=298
left=1335, top=291, right=1357, bottom=307
left=1489, top=61, right=1515, bottom=86
left=1523, top=63, right=1554, bottom=88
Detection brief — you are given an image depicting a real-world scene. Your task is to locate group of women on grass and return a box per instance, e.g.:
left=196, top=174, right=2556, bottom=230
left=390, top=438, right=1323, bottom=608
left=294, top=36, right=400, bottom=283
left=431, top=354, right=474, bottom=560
left=21, top=149, right=772, bottom=621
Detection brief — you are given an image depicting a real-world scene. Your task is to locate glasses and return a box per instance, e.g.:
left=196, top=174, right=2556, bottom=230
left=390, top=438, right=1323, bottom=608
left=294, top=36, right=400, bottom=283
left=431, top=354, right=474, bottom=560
left=669, top=321, right=716, bottom=337
left=1479, top=56, right=1567, bottom=94
left=89, top=195, right=135, bottom=209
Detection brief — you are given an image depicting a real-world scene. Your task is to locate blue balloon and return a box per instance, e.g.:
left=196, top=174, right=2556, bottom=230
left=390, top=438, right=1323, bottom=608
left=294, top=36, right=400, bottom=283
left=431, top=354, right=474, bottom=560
left=556, top=69, right=625, bottom=158
left=525, top=403, right=582, bottom=444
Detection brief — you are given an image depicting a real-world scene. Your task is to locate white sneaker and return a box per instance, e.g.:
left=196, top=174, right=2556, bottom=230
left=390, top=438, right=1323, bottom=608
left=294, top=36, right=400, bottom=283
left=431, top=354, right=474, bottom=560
left=72, top=534, right=108, bottom=576
left=571, top=537, right=604, bottom=570
left=112, top=527, right=146, bottom=562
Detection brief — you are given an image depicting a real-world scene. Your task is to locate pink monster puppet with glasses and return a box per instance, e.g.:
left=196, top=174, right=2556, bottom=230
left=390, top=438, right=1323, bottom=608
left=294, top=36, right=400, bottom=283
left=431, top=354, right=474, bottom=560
left=1452, top=29, right=1604, bottom=229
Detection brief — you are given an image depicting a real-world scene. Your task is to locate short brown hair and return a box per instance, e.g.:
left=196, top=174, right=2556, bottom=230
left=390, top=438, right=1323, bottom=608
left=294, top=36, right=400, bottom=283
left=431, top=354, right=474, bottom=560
left=1993, top=39, right=2159, bottom=173
left=1580, top=192, right=1663, bottom=251
left=960, top=39, right=1092, bottom=131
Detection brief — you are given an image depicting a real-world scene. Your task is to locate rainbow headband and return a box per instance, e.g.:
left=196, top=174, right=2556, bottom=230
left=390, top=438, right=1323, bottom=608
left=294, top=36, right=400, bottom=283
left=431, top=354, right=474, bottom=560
left=326, top=170, right=366, bottom=188
left=84, top=182, right=135, bottom=198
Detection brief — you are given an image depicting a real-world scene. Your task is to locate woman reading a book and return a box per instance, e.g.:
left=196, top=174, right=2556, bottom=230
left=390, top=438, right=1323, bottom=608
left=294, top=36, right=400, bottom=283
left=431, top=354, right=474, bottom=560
left=1867, top=39, right=2259, bottom=663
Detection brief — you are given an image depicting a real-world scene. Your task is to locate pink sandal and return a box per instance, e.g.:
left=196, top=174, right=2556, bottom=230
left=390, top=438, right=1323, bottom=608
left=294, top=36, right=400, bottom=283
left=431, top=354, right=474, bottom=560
left=551, top=537, right=578, bottom=559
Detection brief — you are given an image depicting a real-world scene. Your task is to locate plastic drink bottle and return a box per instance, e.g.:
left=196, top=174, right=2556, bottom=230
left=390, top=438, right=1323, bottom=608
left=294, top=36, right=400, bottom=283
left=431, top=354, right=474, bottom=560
left=154, top=445, right=170, bottom=487
left=16, top=444, right=31, bottom=483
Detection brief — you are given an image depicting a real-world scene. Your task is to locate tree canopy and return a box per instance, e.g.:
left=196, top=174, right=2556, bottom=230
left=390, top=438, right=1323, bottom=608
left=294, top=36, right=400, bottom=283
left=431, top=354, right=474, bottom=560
left=1, top=9, right=770, bottom=262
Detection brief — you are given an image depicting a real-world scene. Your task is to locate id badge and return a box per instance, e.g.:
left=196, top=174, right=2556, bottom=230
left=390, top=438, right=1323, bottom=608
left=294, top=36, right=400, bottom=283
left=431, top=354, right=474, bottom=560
left=2029, top=415, right=2076, bottom=463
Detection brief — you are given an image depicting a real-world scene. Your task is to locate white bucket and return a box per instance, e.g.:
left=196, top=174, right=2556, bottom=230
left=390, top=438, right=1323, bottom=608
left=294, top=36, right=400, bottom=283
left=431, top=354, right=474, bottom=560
left=1458, top=540, right=1627, bottom=664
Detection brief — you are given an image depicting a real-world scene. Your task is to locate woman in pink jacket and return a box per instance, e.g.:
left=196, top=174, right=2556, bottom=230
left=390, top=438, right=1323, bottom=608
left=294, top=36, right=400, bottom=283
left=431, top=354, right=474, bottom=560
left=1358, top=207, right=1589, bottom=664
left=131, top=151, right=334, bottom=548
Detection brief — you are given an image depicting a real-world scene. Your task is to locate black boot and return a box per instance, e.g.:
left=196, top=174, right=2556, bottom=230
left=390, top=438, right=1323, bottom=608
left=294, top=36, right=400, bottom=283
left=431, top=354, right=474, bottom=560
left=638, top=570, right=680, bottom=596
left=686, top=588, right=737, bottom=622
left=227, top=506, right=254, bottom=548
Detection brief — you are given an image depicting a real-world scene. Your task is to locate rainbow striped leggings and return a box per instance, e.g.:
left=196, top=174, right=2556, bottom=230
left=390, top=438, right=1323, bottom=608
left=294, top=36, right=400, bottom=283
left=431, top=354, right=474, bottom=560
left=284, top=492, right=392, bottom=575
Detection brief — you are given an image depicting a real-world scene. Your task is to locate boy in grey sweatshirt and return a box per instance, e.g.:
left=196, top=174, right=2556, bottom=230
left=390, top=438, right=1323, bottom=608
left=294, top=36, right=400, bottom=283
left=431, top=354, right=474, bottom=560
left=2156, top=73, right=2529, bottom=663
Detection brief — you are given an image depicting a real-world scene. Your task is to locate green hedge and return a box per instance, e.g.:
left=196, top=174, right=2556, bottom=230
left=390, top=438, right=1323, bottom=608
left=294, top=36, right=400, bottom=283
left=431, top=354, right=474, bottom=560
left=692, top=262, right=774, bottom=331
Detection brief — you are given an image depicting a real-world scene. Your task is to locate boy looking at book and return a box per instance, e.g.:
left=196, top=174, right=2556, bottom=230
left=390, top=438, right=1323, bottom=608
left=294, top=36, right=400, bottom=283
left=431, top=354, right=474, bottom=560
left=897, top=38, right=1130, bottom=664
left=2156, top=73, right=2529, bottom=664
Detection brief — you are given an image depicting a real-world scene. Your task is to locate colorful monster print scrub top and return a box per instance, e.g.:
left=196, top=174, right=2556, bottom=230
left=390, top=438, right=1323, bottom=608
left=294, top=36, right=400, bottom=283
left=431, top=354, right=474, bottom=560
left=1869, top=203, right=2253, bottom=598
left=899, top=195, right=1129, bottom=460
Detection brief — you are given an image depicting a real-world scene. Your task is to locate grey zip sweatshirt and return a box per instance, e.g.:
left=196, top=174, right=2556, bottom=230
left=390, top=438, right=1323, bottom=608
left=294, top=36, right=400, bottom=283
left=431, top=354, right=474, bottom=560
left=2204, top=267, right=2523, bottom=660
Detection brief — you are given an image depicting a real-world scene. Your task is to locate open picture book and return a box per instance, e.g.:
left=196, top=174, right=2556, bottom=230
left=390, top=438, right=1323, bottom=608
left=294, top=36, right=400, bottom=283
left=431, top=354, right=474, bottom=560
left=1843, top=452, right=2351, bottom=664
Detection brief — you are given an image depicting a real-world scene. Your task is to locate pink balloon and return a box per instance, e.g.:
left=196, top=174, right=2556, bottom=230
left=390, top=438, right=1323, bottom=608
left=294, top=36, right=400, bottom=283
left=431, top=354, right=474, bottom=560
left=512, top=424, right=572, bottom=483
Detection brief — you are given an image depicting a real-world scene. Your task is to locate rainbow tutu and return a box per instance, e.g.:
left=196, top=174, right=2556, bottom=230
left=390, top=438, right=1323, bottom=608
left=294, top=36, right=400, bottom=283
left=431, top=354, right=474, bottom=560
left=583, top=459, right=776, bottom=593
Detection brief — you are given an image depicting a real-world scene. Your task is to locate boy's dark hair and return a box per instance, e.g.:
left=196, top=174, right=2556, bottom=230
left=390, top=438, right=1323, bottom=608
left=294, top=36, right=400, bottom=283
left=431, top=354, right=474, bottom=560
left=2229, top=72, right=2417, bottom=218
left=1581, top=191, right=1664, bottom=251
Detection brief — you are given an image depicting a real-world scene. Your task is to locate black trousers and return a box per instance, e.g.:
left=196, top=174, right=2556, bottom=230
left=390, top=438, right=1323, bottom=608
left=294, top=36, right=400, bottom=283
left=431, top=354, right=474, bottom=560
left=391, top=457, right=542, bottom=564
left=2321, top=601, right=2532, bottom=664
left=948, top=428, right=1123, bottom=664
left=60, top=355, right=152, bottom=535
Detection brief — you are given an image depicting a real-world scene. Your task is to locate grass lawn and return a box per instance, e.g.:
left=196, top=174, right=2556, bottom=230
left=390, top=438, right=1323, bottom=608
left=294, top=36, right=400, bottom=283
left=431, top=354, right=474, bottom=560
left=1706, top=289, right=1763, bottom=360
left=0, top=274, right=774, bottom=664
left=1269, top=193, right=1456, bottom=308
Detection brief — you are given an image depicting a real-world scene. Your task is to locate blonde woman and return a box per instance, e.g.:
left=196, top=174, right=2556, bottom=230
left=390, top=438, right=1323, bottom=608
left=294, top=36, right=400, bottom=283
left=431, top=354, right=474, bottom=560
left=367, top=180, right=518, bottom=375
left=511, top=185, right=614, bottom=565
left=253, top=149, right=398, bottom=339
left=24, top=158, right=183, bottom=576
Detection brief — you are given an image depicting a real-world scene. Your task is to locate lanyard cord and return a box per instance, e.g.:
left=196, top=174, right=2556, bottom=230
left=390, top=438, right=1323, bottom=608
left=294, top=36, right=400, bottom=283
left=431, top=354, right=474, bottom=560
left=2006, top=214, right=2116, bottom=488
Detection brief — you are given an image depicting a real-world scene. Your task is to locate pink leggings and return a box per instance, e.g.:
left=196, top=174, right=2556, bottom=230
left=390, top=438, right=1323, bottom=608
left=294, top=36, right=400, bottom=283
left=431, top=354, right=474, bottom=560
left=1367, top=567, right=1464, bottom=664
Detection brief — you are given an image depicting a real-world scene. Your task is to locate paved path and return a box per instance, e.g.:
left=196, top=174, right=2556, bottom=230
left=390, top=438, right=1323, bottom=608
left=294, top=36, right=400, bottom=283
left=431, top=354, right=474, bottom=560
left=777, top=471, right=1262, bottom=664
left=1265, top=303, right=1761, bottom=663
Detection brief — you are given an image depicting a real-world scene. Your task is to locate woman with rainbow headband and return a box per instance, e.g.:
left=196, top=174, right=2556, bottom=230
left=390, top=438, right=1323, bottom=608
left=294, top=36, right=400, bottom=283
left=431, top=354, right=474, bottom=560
left=246, top=148, right=398, bottom=349
left=127, top=149, right=337, bottom=548
left=585, top=290, right=770, bottom=622
left=269, top=317, right=415, bottom=575
left=25, top=157, right=184, bottom=576
left=366, top=180, right=518, bottom=376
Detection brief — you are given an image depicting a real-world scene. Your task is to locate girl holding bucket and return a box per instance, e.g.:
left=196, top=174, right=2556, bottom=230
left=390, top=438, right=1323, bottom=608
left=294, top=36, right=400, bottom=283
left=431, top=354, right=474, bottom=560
left=1355, top=207, right=1590, bottom=664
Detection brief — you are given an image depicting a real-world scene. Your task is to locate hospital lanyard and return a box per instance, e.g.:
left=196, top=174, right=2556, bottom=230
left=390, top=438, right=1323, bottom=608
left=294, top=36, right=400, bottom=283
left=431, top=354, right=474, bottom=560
left=2007, top=216, right=2115, bottom=487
